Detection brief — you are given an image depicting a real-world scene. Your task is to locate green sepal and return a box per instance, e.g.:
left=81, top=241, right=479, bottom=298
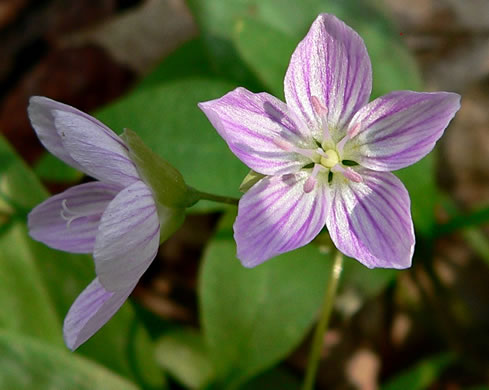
left=239, top=170, right=265, bottom=193
left=122, top=129, right=194, bottom=208
left=155, top=203, right=186, bottom=242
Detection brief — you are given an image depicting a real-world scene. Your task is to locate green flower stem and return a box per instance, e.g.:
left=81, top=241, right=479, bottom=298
left=192, top=190, right=240, bottom=206
left=302, top=249, right=344, bottom=390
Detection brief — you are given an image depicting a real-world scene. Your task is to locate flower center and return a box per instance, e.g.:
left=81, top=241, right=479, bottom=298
left=319, top=149, right=339, bottom=168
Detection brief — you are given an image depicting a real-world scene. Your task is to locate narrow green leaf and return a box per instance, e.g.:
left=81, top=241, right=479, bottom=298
left=200, top=221, right=331, bottom=388
left=381, top=352, right=454, bottom=390
left=0, top=330, right=138, bottom=390
left=436, top=203, right=489, bottom=236
left=461, top=229, right=489, bottom=268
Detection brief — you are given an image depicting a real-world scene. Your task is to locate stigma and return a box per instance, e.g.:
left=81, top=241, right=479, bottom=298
left=319, top=149, right=339, bottom=168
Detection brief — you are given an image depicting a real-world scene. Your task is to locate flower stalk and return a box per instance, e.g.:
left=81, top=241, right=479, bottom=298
left=302, top=249, right=344, bottom=390
left=189, top=188, right=240, bottom=206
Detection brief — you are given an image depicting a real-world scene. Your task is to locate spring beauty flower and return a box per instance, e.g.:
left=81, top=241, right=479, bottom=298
left=199, top=14, right=461, bottom=268
left=28, top=97, right=187, bottom=349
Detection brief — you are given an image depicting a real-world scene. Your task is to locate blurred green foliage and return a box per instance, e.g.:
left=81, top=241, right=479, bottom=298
left=0, top=136, right=164, bottom=388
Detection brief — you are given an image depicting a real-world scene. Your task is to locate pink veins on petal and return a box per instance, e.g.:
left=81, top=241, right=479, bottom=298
left=198, top=13, right=461, bottom=269
left=27, top=97, right=174, bottom=350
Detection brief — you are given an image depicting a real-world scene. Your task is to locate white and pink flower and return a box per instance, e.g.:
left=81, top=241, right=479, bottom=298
left=199, top=13, right=461, bottom=269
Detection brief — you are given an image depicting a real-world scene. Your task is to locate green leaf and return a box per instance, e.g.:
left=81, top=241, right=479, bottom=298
left=33, top=152, right=83, bottom=183
left=0, top=139, right=63, bottom=345
left=186, top=0, right=265, bottom=86
left=189, top=0, right=422, bottom=96
left=188, top=0, right=321, bottom=42
left=199, top=220, right=331, bottom=388
left=96, top=78, right=248, bottom=212
left=233, top=17, right=296, bottom=98
left=323, top=0, right=422, bottom=97
left=381, top=352, right=454, bottom=390
left=137, top=38, right=214, bottom=88
left=155, top=328, right=213, bottom=389
left=0, top=222, right=62, bottom=345
left=0, top=136, right=164, bottom=387
left=0, top=330, right=138, bottom=390
left=241, top=368, right=300, bottom=390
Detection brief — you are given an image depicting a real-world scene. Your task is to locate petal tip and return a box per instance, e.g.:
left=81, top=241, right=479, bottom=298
left=63, top=331, right=79, bottom=352
left=237, top=252, right=268, bottom=269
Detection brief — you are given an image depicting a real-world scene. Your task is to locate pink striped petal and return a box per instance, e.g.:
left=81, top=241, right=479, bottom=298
left=94, top=181, right=160, bottom=292
left=63, top=278, right=136, bottom=350
left=344, top=91, right=461, bottom=171
left=28, top=182, right=121, bottom=253
left=28, top=96, right=86, bottom=171
left=234, top=172, right=328, bottom=267
left=326, top=169, right=414, bottom=269
left=284, top=13, right=372, bottom=141
left=198, top=87, right=314, bottom=175
left=53, top=108, right=140, bottom=187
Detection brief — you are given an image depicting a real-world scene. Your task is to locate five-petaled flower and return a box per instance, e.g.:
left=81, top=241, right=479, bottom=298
left=199, top=13, right=461, bottom=269
left=28, top=97, right=185, bottom=350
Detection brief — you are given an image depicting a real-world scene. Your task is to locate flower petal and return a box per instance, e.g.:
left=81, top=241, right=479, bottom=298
left=199, top=87, right=314, bottom=175
left=63, top=278, right=136, bottom=350
left=51, top=102, right=140, bottom=187
left=284, top=13, right=372, bottom=140
left=234, top=172, right=328, bottom=267
left=326, top=169, right=414, bottom=269
left=28, top=182, right=121, bottom=253
left=28, top=96, right=86, bottom=171
left=344, top=91, right=461, bottom=171
left=94, top=180, right=160, bottom=291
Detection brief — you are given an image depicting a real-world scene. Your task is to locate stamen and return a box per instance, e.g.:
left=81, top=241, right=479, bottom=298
left=272, top=137, right=318, bottom=160
left=336, top=121, right=363, bottom=155
left=347, top=122, right=362, bottom=139
left=272, top=137, right=294, bottom=151
left=311, top=96, right=328, bottom=116
left=311, top=96, right=331, bottom=144
left=336, top=135, right=348, bottom=154
left=304, top=164, right=326, bottom=193
left=332, top=165, right=363, bottom=183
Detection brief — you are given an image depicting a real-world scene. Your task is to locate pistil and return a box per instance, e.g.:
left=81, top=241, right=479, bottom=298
left=318, top=149, right=340, bottom=169
left=60, top=199, right=94, bottom=228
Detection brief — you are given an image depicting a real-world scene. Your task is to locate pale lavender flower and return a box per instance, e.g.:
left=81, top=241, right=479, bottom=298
left=199, top=14, right=461, bottom=269
left=27, top=97, right=183, bottom=350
